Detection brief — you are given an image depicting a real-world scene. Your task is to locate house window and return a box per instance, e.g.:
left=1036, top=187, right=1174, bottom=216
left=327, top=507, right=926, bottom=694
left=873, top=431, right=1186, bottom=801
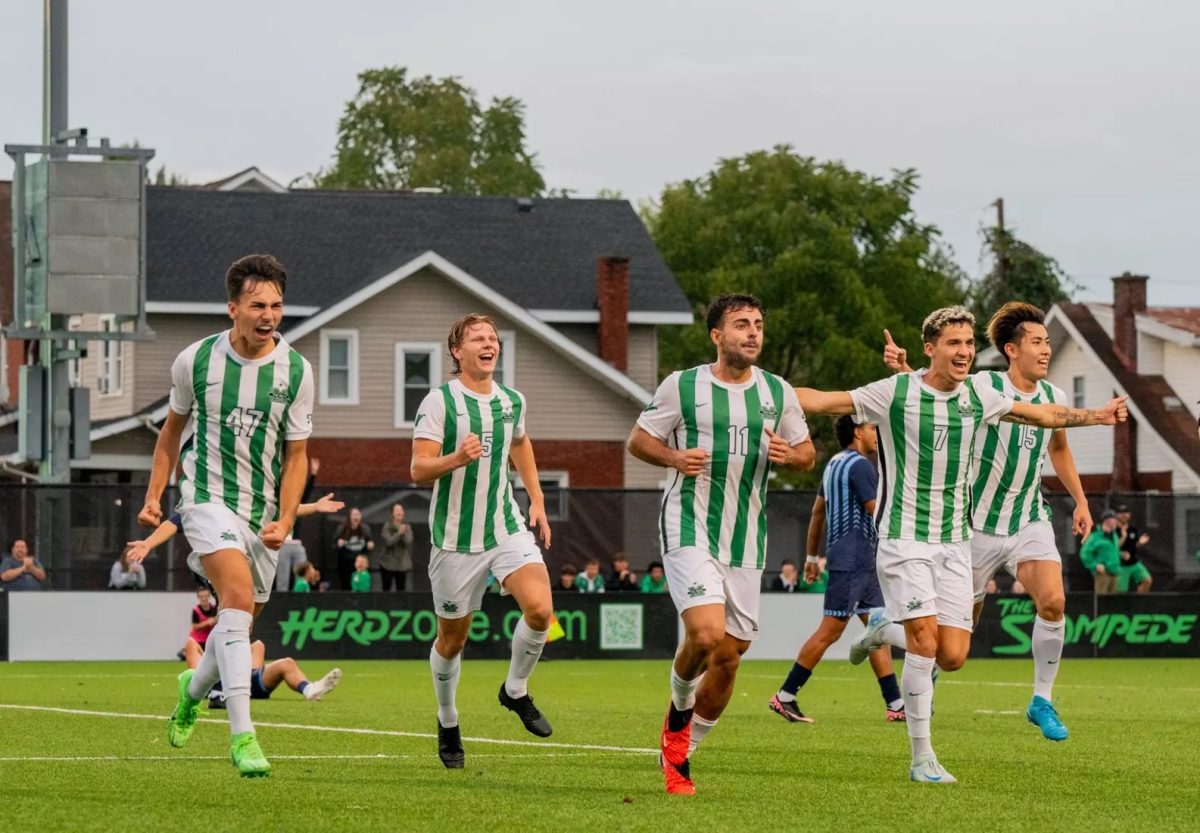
left=494, top=330, right=516, bottom=388
left=511, top=470, right=570, bottom=521
left=97, top=315, right=124, bottom=396
left=1072, top=376, right=1085, bottom=408
left=319, top=329, right=359, bottom=405
left=395, top=342, right=442, bottom=428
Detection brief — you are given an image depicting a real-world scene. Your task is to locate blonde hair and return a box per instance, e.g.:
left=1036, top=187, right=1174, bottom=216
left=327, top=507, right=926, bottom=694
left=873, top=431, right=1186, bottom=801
left=447, top=313, right=500, bottom=375
left=921, top=306, right=975, bottom=343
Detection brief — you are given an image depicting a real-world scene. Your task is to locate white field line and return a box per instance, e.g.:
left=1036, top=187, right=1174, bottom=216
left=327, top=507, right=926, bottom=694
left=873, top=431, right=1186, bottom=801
left=0, top=751, right=631, bottom=763
left=740, top=673, right=1200, bottom=694
left=0, top=703, right=658, bottom=754
left=973, top=710, right=1022, bottom=716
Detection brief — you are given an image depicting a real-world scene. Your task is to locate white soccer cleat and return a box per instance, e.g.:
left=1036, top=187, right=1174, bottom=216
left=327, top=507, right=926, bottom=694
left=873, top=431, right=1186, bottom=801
left=305, top=667, right=342, bottom=700
left=909, top=753, right=957, bottom=784
left=849, top=607, right=890, bottom=665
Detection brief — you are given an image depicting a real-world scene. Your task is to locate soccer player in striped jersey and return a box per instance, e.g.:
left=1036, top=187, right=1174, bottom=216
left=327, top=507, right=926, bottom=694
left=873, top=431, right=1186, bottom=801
left=411, top=313, right=554, bottom=770
left=628, top=294, right=816, bottom=795
left=768, top=415, right=906, bottom=725
left=139, top=254, right=315, bottom=778
left=880, top=302, right=1092, bottom=741
left=797, top=306, right=1126, bottom=783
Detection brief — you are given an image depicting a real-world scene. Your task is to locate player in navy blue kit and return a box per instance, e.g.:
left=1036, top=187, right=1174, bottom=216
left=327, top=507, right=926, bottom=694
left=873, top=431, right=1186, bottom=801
left=769, top=415, right=906, bottom=723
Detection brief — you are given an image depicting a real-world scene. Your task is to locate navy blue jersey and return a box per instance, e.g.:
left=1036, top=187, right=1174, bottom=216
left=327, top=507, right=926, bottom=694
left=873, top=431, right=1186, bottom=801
left=818, top=449, right=878, bottom=571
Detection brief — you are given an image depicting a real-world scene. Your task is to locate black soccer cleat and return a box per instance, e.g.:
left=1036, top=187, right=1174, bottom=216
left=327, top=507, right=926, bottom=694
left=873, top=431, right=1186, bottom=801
left=438, top=720, right=465, bottom=769
left=498, top=683, right=553, bottom=737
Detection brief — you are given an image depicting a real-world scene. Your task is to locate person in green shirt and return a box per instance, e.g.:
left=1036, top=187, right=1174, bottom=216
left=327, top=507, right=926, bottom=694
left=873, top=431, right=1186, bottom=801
left=640, top=561, right=668, bottom=593
left=573, top=560, right=606, bottom=593
left=350, top=554, right=372, bottom=592
left=1080, top=512, right=1121, bottom=594
left=292, top=561, right=320, bottom=593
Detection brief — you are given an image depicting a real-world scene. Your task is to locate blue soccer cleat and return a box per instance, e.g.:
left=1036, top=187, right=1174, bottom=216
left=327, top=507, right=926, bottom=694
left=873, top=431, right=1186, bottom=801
left=1026, top=695, right=1068, bottom=741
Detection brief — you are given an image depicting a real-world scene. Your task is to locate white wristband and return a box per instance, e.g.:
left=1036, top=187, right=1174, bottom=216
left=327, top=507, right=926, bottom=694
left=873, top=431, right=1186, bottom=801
left=805, top=555, right=821, bottom=565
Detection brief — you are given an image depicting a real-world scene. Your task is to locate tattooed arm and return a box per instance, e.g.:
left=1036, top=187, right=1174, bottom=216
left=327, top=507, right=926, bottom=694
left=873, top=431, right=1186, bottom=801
left=1002, top=396, right=1128, bottom=428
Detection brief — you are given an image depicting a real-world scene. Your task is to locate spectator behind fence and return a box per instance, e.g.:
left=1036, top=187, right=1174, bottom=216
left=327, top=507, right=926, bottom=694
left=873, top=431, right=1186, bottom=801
left=607, top=552, right=639, bottom=592
left=768, top=559, right=801, bottom=593
left=334, top=508, right=374, bottom=591
left=1080, top=511, right=1121, bottom=594
left=574, top=559, right=606, bottom=593
left=379, top=503, right=414, bottom=591
left=640, top=561, right=668, bottom=593
left=0, top=538, right=46, bottom=591
left=184, top=586, right=219, bottom=666
left=276, top=536, right=309, bottom=593
left=1114, top=504, right=1153, bottom=593
left=109, top=547, right=147, bottom=590
left=351, top=554, right=373, bottom=592
left=557, top=564, right=578, bottom=592
left=292, top=561, right=322, bottom=593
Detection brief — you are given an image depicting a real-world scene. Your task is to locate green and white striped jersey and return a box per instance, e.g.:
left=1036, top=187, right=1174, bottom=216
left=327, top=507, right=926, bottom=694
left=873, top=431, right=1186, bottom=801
left=639, top=365, right=810, bottom=569
left=851, top=370, right=1012, bottom=544
left=170, top=332, right=314, bottom=534
left=414, top=379, right=528, bottom=553
left=969, top=370, right=1065, bottom=536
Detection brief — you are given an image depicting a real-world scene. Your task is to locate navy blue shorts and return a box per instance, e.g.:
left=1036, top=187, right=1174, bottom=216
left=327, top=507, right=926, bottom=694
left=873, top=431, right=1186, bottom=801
left=823, top=569, right=883, bottom=618
left=250, top=668, right=274, bottom=700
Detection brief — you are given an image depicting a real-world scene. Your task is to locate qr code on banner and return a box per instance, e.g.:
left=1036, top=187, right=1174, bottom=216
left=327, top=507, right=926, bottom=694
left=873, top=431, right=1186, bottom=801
left=600, top=604, right=643, bottom=651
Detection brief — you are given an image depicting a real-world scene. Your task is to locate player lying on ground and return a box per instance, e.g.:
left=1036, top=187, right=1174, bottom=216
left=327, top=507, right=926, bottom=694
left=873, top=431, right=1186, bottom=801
left=796, top=305, right=1126, bottom=784
left=185, top=638, right=342, bottom=706
left=769, top=415, right=906, bottom=725
left=876, top=301, right=1089, bottom=741
left=629, top=293, right=815, bottom=796
left=411, top=313, right=555, bottom=770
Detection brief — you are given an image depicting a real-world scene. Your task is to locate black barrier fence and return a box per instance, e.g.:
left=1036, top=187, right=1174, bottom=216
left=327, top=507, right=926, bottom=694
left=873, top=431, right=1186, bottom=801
left=0, top=593, right=7, bottom=661
left=972, top=592, right=1200, bottom=658
left=1, top=484, right=1198, bottom=592
left=253, top=592, right=680, bottom=660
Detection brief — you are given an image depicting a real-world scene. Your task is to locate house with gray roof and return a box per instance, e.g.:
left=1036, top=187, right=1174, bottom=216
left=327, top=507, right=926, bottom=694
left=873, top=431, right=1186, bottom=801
left=1, top=183, right=693, bottom=488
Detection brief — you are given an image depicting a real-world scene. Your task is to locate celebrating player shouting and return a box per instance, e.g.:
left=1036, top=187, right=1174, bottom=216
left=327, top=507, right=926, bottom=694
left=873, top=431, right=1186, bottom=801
left=411, top=313, right=554, bottom=770
left=797, top=305, right=1126, bottom=784
left=881, top=302, right=1091, bottom=740
left=629, top=294, right=815, bottom=795
left=141, top=254, right=314, bottom=778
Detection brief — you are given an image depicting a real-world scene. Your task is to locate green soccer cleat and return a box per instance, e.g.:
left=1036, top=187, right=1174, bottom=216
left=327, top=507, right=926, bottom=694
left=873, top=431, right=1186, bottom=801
left=230, top=732, right=271, bottom=778
left=167, top=669, right=203, bottom=748
left=1026, top=695, right=1069, bottom=741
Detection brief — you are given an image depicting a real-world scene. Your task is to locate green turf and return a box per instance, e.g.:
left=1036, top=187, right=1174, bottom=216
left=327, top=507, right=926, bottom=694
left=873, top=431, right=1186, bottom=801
left=1, top=657, right=1197, bottom=832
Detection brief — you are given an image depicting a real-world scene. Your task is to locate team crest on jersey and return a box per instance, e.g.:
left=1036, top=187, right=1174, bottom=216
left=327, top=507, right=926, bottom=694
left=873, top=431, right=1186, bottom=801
left=956, top=395, right=975, bottom=417
left=268, top=384, right=292, bottom=404
left=500, top=407, right=516, bottom=423
left=687, top=583, right=706, bottom=598
left=758, top=404, right=779, bottom=420
left=220, top=531, right=238, bottom=542
left=906, top=598, right=925, bottom=612
left=442, top=601, right=459, bottom=614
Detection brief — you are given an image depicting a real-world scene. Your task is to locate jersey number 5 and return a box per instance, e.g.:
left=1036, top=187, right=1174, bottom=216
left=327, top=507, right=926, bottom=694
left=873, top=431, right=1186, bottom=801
left=225, top=407, right=265, bottom=438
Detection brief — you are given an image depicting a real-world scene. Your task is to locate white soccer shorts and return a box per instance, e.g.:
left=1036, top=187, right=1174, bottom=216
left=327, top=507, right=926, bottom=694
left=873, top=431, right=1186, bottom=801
left=970, top=520, right=1061, bottom=602
left=875, top=538, right=974, bottom=632
left=428, top=530, right=544, bottom=620
left=664, top=546, right=762, bottom=642
left=180, top=502, right=279, bottom=604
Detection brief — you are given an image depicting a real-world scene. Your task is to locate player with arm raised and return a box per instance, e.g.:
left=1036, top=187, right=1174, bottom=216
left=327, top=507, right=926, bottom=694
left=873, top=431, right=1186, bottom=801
left=797, top=306, right=1126, bottom=784
left=139, top=254, right=314, bottom=778
left=410, top=314, right=554, bottom=770
left=880, top=302, right=1089, bottom=741
left=628, top=293, right=816, bottom=796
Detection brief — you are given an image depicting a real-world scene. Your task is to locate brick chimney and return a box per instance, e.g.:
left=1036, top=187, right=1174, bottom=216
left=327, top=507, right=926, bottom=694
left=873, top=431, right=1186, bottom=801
left=1111, top=272, right=1147, bottom=371
left=597, top=256, right=629, bottom=372
left=1111, top=272, right=1147, bottom=491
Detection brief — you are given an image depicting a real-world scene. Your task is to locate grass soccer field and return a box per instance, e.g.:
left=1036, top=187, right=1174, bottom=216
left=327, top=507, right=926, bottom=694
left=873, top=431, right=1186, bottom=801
left=1, top=657, right=1197, bottom=833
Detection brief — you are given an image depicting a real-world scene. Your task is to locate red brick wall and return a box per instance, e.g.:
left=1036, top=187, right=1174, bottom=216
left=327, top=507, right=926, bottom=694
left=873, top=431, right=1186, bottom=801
left=306, top=437, right=625, bottom=487
left=597, top=256, right=629, bottom=372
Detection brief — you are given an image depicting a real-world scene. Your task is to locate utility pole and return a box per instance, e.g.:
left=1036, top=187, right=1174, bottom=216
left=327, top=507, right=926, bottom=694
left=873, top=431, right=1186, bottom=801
left=992, top=197, right=1009, bottom=295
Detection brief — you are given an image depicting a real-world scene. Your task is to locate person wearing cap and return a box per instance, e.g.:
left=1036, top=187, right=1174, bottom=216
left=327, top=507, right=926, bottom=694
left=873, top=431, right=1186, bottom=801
left=1080, top=511, right=1122, bottom=594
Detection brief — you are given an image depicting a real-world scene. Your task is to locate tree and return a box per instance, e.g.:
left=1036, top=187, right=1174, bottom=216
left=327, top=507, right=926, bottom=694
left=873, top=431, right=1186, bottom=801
left=310, top=67, right=545, bottom=196
left=969, top=225, right=1079, bottom=340
left=646, top=146, right=967, bottom=481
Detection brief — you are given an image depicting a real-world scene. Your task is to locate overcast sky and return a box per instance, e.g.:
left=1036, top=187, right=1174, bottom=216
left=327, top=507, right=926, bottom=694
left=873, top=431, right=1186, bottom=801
left=2, top=0, right=1196, bottom=305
